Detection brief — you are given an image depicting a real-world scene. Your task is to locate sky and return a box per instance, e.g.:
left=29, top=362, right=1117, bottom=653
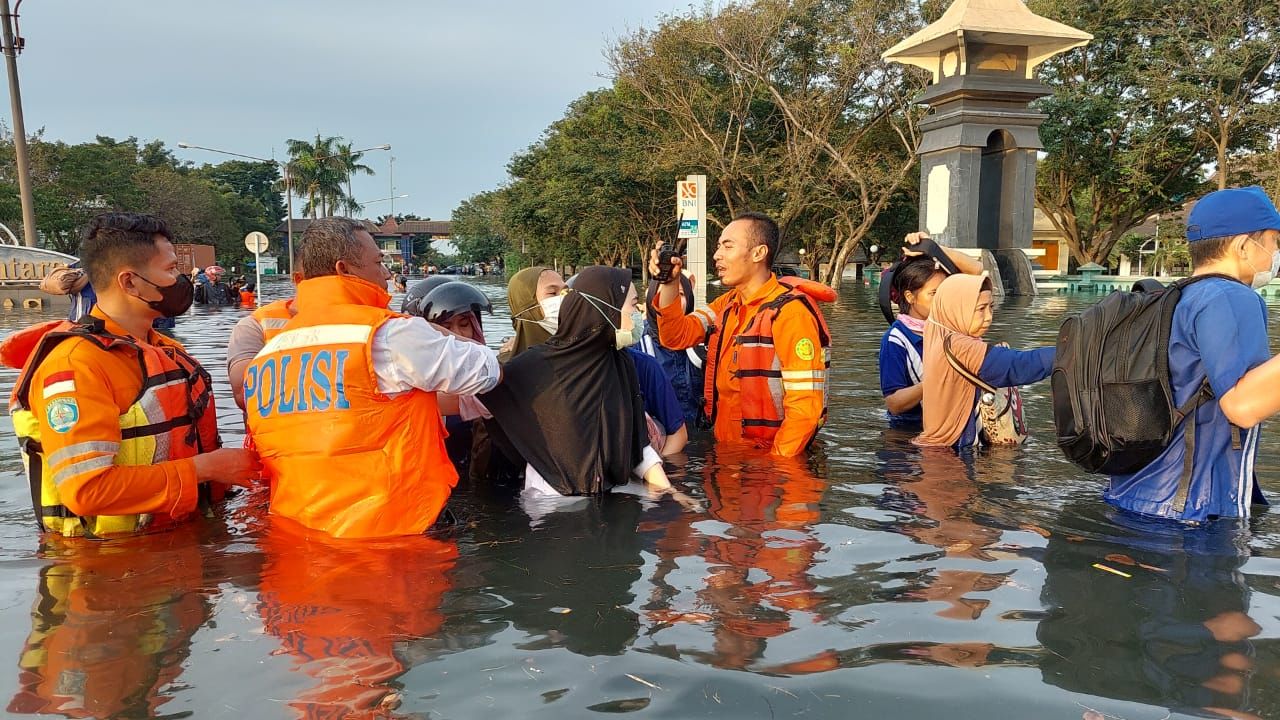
left=5, top=0, right=690, bottom=222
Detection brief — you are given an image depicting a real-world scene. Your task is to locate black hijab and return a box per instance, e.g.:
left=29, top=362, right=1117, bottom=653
left=481, top=266, right=647, bottom=495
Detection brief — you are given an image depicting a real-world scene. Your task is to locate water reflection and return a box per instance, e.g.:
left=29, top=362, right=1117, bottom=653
left=643, top=448, right=830, bottom=673
left=469, top=494, right=647, bottom=657
left=256, top=515, right=457, bottom=718
left=7, top=527, right=217, bottom=718
left=1037, top=505, right=1276, bottom=719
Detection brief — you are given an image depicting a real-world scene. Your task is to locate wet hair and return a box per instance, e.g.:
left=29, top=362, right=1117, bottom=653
left=80, top=212, right=174, bottom=289
left=734, top=211, right=780, bottom=268
left=891, top=256, right=945, bottom=314
left=1188, top=229, right=1265, bottom=268
left=298, top=217, right=370, bottom=279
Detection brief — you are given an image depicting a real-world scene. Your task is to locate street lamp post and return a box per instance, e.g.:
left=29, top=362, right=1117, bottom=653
left=176, top=142, right=390, bottom=275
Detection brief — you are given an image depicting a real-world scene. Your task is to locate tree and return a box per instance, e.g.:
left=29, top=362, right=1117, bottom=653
left=609, top=0, right=925, bottom=286
left=285, top=134, right=353, bottom=218
left=1030, top=0, right=1280, bottom=264
left=335, top=141, right=375, bottom=215
left=134, top=167, right=242, bottom=263
left=196, top=160, right=285, bottom=221
left=21, top=136, right=144, bottom=253
left=451, top=191, right=510, bottom=263
left=1150, top=0, right=1280, bottom=190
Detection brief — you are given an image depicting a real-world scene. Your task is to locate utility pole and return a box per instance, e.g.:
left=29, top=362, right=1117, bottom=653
left=1, top=0, right=36, bottom=246
left=389, top=155, right=396, bottom=217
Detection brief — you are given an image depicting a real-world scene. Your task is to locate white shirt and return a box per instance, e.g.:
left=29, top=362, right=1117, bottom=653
left=370, top=316, right=500, bottom=397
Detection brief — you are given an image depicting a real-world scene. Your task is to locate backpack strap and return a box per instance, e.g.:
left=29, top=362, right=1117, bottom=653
left=1163, top=273, right=1237, bottom=515
left=942, top=335, right=998, bottom=395
left=1170, top=379, right=1215, bottom=514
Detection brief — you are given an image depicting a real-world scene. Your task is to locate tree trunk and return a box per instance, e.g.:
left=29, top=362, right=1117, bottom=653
left=828, top=241, right=855, bottom=288
left=1217, top=138, right=1228, bottom=190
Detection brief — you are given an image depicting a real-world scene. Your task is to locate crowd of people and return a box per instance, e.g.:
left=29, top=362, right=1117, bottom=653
left=3, top=185, right=1280, bottom=543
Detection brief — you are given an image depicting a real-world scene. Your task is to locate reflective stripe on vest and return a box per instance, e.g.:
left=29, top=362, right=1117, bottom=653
left=9, top=320, right=218, bottom=537
left=252, top=300, right=295, bottom=342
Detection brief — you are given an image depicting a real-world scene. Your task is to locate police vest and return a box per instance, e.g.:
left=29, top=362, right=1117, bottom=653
left=704, top=278, right=833, bottom=442
left=6, top=319, right=220, bottom=537
left=252, top=299, right=293, bottom=341
left=245, top=275, right=456, bottom=539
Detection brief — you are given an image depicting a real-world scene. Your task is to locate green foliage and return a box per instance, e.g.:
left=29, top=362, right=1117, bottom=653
left=1030, top=0, right=1280, bottom=264
left=284, top=134, right=377, bottom=218
left=451, top=190, right=511, bottom=263
left=454, top=0, right=925, bottom=288
left=195, top=160, right=284, bottom=220
left=0, top=133, right=283, bottom=263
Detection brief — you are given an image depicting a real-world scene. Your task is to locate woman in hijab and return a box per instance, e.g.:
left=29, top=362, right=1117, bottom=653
left=481, top=266, right=672, bottom=497
left=914, top=273, right=1055, bottom=450
left=501, top=266, right=567, bottom=362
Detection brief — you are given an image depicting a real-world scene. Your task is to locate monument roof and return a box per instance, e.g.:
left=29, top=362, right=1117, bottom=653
left=883, top=0, right=1092, bottom=77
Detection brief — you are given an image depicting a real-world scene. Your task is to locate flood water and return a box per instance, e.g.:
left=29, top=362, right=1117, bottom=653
left=0, top=275, right=1278, bottom=720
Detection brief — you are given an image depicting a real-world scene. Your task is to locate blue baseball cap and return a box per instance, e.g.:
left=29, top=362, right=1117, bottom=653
left=1186, top=186, right=1280, bottom=241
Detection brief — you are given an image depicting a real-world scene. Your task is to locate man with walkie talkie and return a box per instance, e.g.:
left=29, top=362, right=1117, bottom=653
left=649, top=212, right=834, bottom=457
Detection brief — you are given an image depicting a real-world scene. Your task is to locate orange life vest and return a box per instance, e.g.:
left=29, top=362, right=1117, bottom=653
left=5, top=318, right=221, bottom=537
left=245, top=275, right=456, bottom=539
left=251, top=298, right=293, bottom=341
left=703, top=277, right=833, bottom=441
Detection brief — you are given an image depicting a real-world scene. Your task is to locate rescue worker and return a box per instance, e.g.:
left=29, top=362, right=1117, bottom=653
left=244, top=217, right=500, bottom=539
left=650, top=212, right=833, bottom=457
left=1, top=212, right=258, bottom=537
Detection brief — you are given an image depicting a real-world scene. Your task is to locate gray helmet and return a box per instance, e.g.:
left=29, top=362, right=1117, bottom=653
left=402, top=276, right=456, bottom=316
left=420, top=282, right=494, bottom=328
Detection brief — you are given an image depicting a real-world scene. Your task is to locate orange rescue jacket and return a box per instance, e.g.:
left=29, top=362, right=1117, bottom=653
left=245, top=275, right=456, bottom=539
left=4, top=315, right=221, bottom=537
left=656, top=274, right=833, bottom=456
left=251, top=298, right=292, bottom=339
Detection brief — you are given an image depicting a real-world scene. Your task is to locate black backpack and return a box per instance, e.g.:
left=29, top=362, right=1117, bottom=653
left=1051, top=275, right=1232, bottom=504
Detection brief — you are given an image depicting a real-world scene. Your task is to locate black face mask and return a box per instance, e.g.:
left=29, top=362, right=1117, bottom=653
left=135, top=272, right=194, bottom=318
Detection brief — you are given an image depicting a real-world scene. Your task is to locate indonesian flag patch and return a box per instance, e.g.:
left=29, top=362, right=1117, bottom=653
left=42, top=371, right=76, bottom=399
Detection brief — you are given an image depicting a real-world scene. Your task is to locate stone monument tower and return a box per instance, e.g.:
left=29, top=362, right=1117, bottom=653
left=883, top=0, right=1091, bottom=295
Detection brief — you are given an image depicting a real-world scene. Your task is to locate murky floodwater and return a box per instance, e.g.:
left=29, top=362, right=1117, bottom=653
left=0, top=275, right=1278, bottom=720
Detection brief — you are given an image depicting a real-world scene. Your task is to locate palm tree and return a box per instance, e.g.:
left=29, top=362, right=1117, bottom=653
left=285, top=134, right=347, bottom=218
left=335, top=141, right=375, bottom=216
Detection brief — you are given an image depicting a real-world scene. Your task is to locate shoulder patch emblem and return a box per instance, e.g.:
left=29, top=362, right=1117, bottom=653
left=46, top=397, right=80, bottom=434
left=794, top=338, right=815, bottom=361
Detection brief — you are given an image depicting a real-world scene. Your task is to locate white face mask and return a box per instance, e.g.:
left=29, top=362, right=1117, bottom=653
left=616, top=311, right=645, bottom=350
left=578, top=291, right=640, bottom=350
left=1248, top=242, right=1280, bottom=289
left=536, top=294, right=563, bottom=333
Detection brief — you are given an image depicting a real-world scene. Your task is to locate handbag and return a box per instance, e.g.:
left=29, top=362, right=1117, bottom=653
left=943, top=335, right=1028, bottom=445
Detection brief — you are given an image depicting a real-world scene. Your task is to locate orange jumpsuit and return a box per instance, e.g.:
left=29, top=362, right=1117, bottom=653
left=6, top=308, right=219, bottom=529
left=655, top=275, right=829, bottom=456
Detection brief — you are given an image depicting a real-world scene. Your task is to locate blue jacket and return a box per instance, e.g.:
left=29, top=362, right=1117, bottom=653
left=639, top=322, right=705, bottom=427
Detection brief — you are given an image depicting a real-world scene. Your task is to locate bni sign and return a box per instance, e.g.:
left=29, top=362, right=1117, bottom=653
left=677, top=179, right=701, bottom=239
